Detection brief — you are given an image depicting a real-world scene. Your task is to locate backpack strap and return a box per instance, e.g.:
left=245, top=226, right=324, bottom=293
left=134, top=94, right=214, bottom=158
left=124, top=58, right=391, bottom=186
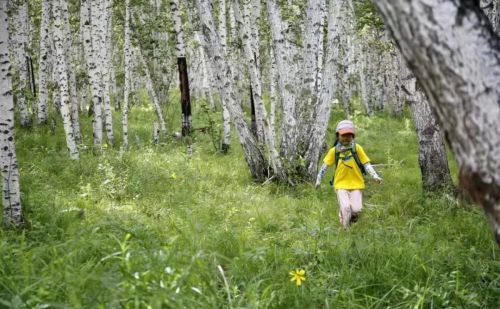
left=351, top=142, right=366, bottom=176
left=329, top=142, right=366, bottom=186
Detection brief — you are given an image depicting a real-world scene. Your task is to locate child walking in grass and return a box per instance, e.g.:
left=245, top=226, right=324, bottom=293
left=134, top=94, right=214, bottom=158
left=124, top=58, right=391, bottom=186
left=315, top=120, right=383, bottom=228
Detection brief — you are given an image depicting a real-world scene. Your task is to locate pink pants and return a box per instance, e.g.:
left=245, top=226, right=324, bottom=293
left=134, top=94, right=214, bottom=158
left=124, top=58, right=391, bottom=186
left=335, top=189, right=363, bottom=227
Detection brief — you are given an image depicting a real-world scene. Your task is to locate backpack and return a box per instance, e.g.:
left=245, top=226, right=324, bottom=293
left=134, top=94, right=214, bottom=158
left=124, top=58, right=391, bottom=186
left=329, top=141, right=366, bottom=186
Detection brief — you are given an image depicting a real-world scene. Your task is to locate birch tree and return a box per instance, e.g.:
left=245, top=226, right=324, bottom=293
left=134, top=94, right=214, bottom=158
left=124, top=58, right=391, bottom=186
left=171, top=0, right=192, bottom=136
left=102, top=0, right=115, bottom=146
left=136, top=46, right=167, bottom=132
left=400, top=64, right=454, bottom=192
left=373, top=0, right=500, bottom=242
left=60, top=0, right=81, bottom=142
left=304, top=0, right=352, bottom=176
left=233, top=0, right=284, bottom=178
left=8, top=0, right=30, bottom=127
left=36, top=0, right=51, bottom=124
left=52, top=0, right=79, bottom=160
left=196, top=0, right=268, bottom=180
left=123, top=0, right=132, bottom=150
left=0, top=2, right=23, bottom=227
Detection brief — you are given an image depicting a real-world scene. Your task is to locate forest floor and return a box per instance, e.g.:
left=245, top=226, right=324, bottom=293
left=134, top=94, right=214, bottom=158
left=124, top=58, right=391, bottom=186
left=1, top=100, right=499, bottom=308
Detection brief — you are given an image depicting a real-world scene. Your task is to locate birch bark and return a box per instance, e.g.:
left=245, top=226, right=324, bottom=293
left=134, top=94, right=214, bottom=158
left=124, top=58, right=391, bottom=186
left=234, top=0, right=284, bottom=178
left=52, top=0, right=79, bottom=160
left=137, top=46, right=167, bottom=132
left=196, top=0, right=268, bottom=180
left=0, top=2, right=23, bottom=226
left=123, top=0, right=132, bottom=150
left=171, top=0, right=192, bottom=136
left=8, top=0, right=30, bottom=127
left=37, top=0, right=51, bottom=124
left=373, top=0, right=500, bottom=242
left=305, top=0, right=349, bottom=177
left=266, top=0, right=297, bottom=161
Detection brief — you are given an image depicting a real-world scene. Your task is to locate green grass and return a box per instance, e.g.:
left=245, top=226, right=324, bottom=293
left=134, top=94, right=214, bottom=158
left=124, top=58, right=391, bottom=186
left=1, top=102, right=499, bottom=308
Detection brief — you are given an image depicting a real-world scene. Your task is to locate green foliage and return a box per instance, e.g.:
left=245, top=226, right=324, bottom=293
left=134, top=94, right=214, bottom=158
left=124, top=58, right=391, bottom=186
left=353, top=0, right=385, bottom=32
left=1, top=107, right=499, bottom=308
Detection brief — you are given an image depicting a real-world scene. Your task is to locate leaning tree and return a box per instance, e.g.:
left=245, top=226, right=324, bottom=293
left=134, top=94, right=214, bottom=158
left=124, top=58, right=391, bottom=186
left=373, top=0, right=500, bottom=243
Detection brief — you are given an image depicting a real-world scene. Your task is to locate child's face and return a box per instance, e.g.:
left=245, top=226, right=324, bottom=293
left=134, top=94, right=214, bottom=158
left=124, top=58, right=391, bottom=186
left=339, top=133, right=353, bottom=145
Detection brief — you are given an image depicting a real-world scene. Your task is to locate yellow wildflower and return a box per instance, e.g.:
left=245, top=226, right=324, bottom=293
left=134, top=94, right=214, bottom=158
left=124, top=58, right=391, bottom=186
left=289, top=269, right=306, bottom=286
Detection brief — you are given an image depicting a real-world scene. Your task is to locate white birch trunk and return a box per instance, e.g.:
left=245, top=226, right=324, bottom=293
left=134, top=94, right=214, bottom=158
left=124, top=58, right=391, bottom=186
left=219, top=0, right=227, bottom=54
left=59, top=0, right=81, bottom=142
left=251, top=0, right=261, bottom=72
left=297, top=0, right=326, bottom=151
left=102, top=1, right=115, bottom=145
left=196, top=0, right=268, bottom=180
left=137, top=47, right=167, bottom=132
left=304, top=0, right=349, bottom=177
left=37, top=0, right=51, bottom=124
left=53, top=0, right=79, bottom=160
left=123, top=0, right=131, bottom=150
left=234, top=0, right=284, bottom=178
left=0, top=2, right=23, bottom=226
left=373, top=0, right=500, bottom=242
left=266, top=0, right=297, bottom=161
left=86, top=0, right=105, bottom=151
left=8, top=0, right=30, bottom=127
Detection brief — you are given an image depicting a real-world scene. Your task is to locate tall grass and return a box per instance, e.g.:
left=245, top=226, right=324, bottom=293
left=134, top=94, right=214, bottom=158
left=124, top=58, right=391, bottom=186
left=0, top=102, right=498, bottom=308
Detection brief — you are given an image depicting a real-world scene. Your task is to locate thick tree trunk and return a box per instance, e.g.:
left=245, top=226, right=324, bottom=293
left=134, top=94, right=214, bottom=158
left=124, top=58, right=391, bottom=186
left=0, top=2, right=23, bottom=227
left=234, top=0, right=284, bottom=178
left=304, top=0, right=349, bottom=177
left=37, top=0, right=51, bottom=124
left=196, top=0, right=268, bottom=180
left=84, top=0, right=105, bottom=151
left=8, top=0, right=30, bottom=127
left=53, top=0, right=79, bottom=160
left=373, top=0, right=500, bottom=242
left=402, top=67, right=454, bottom=192
left=297, top=0, right=325, bottom=142
left=123, top=0, right=132, bottom=150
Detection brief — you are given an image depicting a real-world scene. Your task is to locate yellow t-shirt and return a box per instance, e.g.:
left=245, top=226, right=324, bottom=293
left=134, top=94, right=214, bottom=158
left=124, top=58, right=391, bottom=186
left=323, top=144, right=370, bottom=190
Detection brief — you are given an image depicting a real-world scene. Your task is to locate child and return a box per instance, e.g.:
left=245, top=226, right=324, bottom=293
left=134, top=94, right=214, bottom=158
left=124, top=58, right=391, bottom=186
left=315, top=120, right=382, bottom=228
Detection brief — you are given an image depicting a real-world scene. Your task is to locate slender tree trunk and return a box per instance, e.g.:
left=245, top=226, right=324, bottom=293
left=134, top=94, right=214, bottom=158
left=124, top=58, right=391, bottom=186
left=219, top=0, right=227, bottom=54
left=85, top=0, right=105, bottom=151
left=53, top=0, right=79, bottom=160
left=373, top=0, right=500, bottom=242
left=137, top=46, right=167, bottom=132
left=123, top=0, right=131, bottom=150
left=0, top=2, right=23, bottom=227
left=60, top=0, right=81, bottom=142
left=8, top=0, right=30, bottom=127
left=102, top=1, right=115, bottom=146
left=171, top=0, right=192, bottom=136
left=266, top=0, right=297, bottom=162
left=37, top=0, right=51, bottom=124
left=196, top=0, right=268, bottom=180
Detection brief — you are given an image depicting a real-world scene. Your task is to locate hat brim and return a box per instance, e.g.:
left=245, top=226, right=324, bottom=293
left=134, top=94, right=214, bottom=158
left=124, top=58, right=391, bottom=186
left=338, top=129, right=354, bottom=135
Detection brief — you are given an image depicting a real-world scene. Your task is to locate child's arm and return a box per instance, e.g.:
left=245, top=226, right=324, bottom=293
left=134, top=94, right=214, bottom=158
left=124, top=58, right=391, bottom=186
left=315, top=163, right=329, bottom=188
left=364, top=163, right=383, bottom=183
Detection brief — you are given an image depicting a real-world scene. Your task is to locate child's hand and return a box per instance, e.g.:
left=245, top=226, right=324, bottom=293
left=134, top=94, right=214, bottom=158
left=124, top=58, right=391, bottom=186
left=315, top=179, right=321, bottom=189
